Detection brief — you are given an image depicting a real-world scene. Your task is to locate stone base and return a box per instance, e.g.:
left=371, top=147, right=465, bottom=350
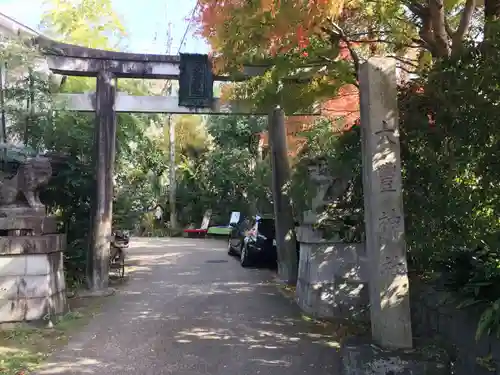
left=296, top=226, right=369, bottom=321
left=71, top=287, right=116, bottom=298
left=74, top=288, right=116, bottom=298
left=0, top=238, right=67, bottom=324
left=0, top=215, right=57, bottom=234
left=0, top=291, right=67, bottom=323
left=0, top=233, right=65, bottom=254
left=0, top=205, right=45, bottom=217
left=340, top=337, right=450, bottom=375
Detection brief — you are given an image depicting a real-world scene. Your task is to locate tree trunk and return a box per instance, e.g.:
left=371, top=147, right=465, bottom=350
left=485, top=0, right=500, bottom=40
left=451, top=0, right=476, bottom=55
left=429, top=0, right=451, bottom=58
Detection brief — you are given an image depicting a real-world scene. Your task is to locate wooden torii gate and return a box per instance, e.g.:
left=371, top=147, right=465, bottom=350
left=36, top=37, right=315, bottom=290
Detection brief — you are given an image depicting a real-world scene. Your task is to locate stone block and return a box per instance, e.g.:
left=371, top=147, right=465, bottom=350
left=0, top=234, right=66, bottom=255
left=25, top=291, right=67, bottom=321
left=0, top=256, right=26, bottom=276
left=0, top=216, right=57, bottom=234
left=25, top=254, right=52, bottom=275
left=298, top=239, right=368, bottom=284
left=295, top=278, right=312, bottom=311
left=0, top=275, right=19, bottom=299
left=296, top=232, right=369, bottom=321
left=0, top=298, right=25, bottom=322
left=23, top=252, right=63, bottom=276
left=22, top=271, right=66, bottom=299
left=51, top=268, right=66, bottom=294
left=0, top=270, right=65, bottom=300
left=332, top=276, right=369, bottom=320
left=340, top=337, right=450, bottom=375
left=47, top=251, right=64, bottom=273
left=0, top=291, right=67, bottom=323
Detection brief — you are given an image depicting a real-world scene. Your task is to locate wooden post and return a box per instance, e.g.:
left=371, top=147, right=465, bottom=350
left=87, top=70, right=116, bottom=291
left=168, top=114, right=177, bottom=229
left=0, top=62, right=7, bottom=143
left=268, top=106, right=298, bottom=285
left=359, top=57, right=413, bottom=349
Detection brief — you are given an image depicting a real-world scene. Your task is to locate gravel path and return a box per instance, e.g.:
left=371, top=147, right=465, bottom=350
left=34, top=237, right=340, bottom=375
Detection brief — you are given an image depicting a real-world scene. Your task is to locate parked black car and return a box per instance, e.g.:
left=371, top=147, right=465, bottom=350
left=227, top=215, right=277, bottom=267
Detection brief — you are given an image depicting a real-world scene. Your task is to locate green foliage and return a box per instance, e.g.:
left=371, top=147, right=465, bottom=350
left=290, top=118, right=364, bottom=242
left=0, top=0, right=277, bottom=290
left=41, top=153, right=93, bottom=287
left=170, top=114, right=273, bottom=227
left=162, top=115, right=209, bottom=162
left=398, top=32, right=500, bottom=340
left=284, top=27, right=500, bottom=341
left=40, top=0, right=126, bottom=49
left=206, top=115, right=266, bottom=155
left=174, top=147, right=272, bottom=226
left=0, top=1, right=160, bottom=288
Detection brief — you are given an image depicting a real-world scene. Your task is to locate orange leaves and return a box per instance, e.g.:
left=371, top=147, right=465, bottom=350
left=195, top=0, right=348, bottom=71
left=296, top=25, right=310, bottom=57
left=210, top=55, right=227, bottom=75
left=219, top=83, right=235, bottom=102
left=261, top=0, right=277, bottom=13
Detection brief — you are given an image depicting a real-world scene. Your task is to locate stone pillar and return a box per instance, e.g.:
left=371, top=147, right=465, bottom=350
left=88, top=70, right=116, bottom=291
left=359, top=57, right=412, bottom=349
left=268, top=106, right=298, bottom=285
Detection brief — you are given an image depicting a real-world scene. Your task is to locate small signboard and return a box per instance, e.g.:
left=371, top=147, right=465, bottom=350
left=229, top=211, right=240, bottom=225
left=178, top=53, right=214, bottom=109
left=200, top=209, right=212, bottom=230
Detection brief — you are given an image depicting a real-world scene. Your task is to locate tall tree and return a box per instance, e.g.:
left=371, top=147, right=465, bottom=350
left=40, top=0, right=126, bottom=49
left=196, top=0, right=485, bottom=107
left=160, top=115, right=208, bottom=226
left=207, top=115, right=266, bottom=156
left=161, top=115, right=208, bottom=160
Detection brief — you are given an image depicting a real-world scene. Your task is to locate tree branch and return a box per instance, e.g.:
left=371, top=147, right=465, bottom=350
left=429, top=0, right=451, bottom=57
left=348, top=39, right=423, bottom=48
left=418, top=7, right=439, bottom=56
left=388, top=54, right=420, bottom=68
left=345, top=30, right=391, bottom=38
left=452, top=0, right=476, bottom=54
left=323, top=21, right=361, bottom=79
left=406, top=1, right=426, bottom=16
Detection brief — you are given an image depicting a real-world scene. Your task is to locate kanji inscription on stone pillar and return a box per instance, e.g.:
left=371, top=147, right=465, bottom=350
left=359, top=57, right=413, bottom=350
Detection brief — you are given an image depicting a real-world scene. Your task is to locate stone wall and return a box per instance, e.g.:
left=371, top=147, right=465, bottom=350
left=296, top=231, right=500, bottom=374
left=0, top=232, right=67, bottom=324
left=411, top=279, right=500, bottom=375
left=296, top=225, right=369, bottom=321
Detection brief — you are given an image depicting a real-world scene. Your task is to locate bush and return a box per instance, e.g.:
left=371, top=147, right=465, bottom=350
left=290, top=118, right=364, bottom=242
left=398, top=37, right=500, bottom=340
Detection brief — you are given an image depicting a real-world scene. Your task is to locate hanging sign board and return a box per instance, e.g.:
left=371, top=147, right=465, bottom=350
left=178, top=53, right=214, bottom=109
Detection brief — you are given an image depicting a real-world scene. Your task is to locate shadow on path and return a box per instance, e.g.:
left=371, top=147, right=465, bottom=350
left=34, top=238, right=341, bottom=375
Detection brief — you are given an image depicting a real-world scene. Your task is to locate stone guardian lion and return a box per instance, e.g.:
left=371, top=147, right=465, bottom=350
left=0, top=156, right=52, bottom=212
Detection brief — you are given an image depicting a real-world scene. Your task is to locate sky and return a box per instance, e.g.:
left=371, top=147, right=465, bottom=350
left=0, top=0, right=210, bottom=54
